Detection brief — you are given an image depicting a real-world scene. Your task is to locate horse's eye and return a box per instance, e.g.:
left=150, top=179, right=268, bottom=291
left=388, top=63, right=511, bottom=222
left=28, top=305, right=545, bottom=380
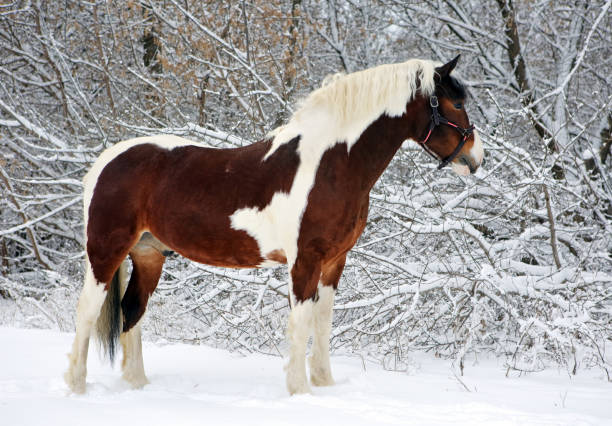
left=454, top=102, right=463, bottom=109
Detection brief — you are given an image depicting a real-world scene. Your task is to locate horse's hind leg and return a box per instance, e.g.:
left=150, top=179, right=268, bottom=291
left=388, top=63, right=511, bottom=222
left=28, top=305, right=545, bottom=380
left=120, top=236, right=166, bottom=388
left=309, top=255, right=345, bottom=387
left=120, top=320, right=147, bottom=388
left=65, top=260, right=107, bottom=393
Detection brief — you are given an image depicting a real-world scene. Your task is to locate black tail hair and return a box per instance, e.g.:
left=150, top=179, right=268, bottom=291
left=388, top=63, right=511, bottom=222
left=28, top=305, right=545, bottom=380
left=95, top=265, right=123, bottom=364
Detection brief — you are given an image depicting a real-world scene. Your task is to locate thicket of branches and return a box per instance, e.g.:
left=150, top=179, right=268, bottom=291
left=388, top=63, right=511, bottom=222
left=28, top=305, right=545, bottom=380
left=1, top=0, right=611, bottom=378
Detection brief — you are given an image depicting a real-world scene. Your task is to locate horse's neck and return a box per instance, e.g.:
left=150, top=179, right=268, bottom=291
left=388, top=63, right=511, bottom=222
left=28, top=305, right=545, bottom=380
left=348, top=113, right=419, bottom=192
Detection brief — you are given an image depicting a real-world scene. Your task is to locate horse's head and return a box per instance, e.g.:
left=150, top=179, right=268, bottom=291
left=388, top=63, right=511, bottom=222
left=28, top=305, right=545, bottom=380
left=415, top=55, right=484, bottom=176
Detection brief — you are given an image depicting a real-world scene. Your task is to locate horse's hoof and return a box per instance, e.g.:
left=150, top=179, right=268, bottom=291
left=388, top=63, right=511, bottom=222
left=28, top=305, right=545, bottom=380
left=310, top=374, right=335, bottom=387
left=286, top=374, right=311, bottom=395
left=122, top=372, right=149, bottom=389
left=287, top=382, right=312, bottom=395
left=64, top=370, right=86, bottom=394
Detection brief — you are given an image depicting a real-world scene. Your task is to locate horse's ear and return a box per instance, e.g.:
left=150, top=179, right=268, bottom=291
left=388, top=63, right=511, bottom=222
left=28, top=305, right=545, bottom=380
left=435, top=55, right=460, bottom=80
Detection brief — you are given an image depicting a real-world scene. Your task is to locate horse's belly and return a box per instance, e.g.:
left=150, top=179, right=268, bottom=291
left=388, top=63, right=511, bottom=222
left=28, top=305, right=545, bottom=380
left=148, top=216, right=288, bottom=269
left=159, top=230, right=264, bottom=268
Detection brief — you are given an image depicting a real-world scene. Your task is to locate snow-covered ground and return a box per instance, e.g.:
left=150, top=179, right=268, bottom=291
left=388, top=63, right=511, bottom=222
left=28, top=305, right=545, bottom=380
left=0, top=327, right=609, bottom=426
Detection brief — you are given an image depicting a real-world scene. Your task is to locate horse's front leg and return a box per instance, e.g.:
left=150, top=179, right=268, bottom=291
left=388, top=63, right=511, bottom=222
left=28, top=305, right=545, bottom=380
left=309, top=254, right=345, bottom=387
left=309, top=286, right=335, bottom=386
left=285, top=251, right=321, bottom=395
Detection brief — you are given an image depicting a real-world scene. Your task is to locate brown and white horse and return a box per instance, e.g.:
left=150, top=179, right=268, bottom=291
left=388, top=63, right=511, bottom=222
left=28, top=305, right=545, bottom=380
left=65, top=56, right=483, bottom=395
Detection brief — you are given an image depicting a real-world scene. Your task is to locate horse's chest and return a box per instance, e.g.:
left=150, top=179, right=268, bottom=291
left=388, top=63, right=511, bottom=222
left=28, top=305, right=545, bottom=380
left=298, top=194, right=369, bottom=261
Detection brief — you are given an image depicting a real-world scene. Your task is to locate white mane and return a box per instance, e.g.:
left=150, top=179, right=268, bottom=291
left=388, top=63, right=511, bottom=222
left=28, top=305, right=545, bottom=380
left=266, top=58, right=438, bottom=158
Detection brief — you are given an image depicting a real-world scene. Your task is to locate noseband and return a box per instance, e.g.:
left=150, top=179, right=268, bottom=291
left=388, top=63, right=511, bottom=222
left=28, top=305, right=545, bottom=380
left=418, top=96, right=475, bottom=170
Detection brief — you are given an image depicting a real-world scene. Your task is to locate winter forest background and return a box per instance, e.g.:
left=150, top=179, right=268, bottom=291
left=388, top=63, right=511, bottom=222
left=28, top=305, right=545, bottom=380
left=1, top=0, right=611, bottom=379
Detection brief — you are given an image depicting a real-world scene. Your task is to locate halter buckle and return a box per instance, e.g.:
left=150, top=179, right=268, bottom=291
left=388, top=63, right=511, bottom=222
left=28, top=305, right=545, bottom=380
left=430, top=96, right=439, bottom=108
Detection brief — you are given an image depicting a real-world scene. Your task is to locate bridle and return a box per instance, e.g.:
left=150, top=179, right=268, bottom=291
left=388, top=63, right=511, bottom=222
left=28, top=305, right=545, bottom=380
left=418, top=95, right=475, bottom=170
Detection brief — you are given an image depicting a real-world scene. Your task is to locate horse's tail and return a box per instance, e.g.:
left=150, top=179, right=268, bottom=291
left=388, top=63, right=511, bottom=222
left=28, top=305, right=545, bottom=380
left=95, top=260, right=128, bottom=364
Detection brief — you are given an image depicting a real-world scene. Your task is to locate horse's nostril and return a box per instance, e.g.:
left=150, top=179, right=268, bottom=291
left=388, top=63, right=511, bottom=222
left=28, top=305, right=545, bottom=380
left=459, top=155, right=477, bottom=174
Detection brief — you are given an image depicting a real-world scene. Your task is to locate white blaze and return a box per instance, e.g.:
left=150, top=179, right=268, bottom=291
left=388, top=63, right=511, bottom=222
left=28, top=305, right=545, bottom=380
left=471, top=129, right=484, bottom=165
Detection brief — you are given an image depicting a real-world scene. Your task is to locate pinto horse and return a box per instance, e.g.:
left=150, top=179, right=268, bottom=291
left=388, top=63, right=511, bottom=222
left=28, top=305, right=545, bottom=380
left=65, top=56, right=483, bottom=395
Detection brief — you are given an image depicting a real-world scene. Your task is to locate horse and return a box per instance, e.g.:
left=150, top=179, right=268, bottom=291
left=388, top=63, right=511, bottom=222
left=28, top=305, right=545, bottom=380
left=65, top=55, right=484, bottom=395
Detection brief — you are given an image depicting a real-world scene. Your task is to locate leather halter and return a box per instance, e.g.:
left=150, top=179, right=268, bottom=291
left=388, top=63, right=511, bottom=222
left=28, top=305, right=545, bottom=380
left=418, top=96, right=475, bottom=170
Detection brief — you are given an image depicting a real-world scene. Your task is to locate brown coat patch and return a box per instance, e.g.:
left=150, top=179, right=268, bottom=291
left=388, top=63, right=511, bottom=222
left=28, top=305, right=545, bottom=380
left=266, top=249, right=288, bottom=264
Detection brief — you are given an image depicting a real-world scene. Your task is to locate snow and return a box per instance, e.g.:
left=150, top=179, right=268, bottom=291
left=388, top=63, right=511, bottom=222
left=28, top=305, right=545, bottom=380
left=1, top=327, right=610, bottom=425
